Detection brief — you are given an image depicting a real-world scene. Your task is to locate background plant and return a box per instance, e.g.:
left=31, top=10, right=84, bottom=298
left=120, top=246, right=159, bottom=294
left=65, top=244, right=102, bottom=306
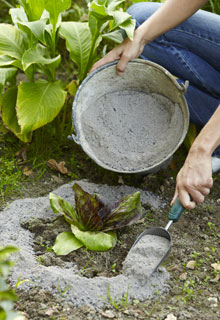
left=0, top=0, right=134, bottom=143
left=59, top=0, right=135, bottom=82
left=0, top=246, right=25, bottom=320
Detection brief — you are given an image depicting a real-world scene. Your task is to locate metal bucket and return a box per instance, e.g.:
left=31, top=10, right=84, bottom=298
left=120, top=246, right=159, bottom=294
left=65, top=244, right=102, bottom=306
left=70, top=59, right=189, bottom=174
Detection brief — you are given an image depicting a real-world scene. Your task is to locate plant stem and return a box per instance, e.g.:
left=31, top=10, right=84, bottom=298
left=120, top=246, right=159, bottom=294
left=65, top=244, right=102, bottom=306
left=81, top=29, right=99, bottom=82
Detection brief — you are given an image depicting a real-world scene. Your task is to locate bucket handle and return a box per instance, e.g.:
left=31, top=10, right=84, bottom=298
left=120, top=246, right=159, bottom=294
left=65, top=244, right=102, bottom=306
left=177, top=80, right=189, bottom=95
left=68, top=134, right=80, bottom=145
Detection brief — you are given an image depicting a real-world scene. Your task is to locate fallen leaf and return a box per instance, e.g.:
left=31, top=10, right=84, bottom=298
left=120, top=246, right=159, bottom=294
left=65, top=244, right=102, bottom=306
left=211, top=263, right=220, bottom=271
left=47, top=159, right=68, bottom=174
left=186, top=260, right=196, bottom=269
left=23, top=166, right=33, bottom=176
left=179, top=272, right=187, bottom=281
left=118, top=175, right=124, bottom=184
left=169, top=160, right=176, bottom=170
left=16, top=147, right=28, bottom=162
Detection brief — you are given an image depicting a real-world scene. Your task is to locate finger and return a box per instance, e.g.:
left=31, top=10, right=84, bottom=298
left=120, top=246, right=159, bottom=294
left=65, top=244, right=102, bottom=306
left=90, top=51, right=121, bottom=73
left=204, top=176, right=213, bottom=188
left=178, top=188, right=196, bottom=210
left=198, top=186, right=210, bottom=196
left=116, top=52, right=131, bottom=74
left=187, top=188, right=205, bottom=204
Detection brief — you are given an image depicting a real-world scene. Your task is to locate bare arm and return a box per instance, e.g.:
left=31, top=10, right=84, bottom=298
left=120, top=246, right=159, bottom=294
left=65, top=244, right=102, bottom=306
left=171, top=105, right=220, bottom=209
left=90, top=0, right=208, bottom=73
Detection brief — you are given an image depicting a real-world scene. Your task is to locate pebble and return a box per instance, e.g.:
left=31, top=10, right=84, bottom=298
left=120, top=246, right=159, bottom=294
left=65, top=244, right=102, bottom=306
left=101, top=310, right=115, bottom=318
left=207, top=296, right=218, bottom=307
left=164, top=314, right=177, bottom=320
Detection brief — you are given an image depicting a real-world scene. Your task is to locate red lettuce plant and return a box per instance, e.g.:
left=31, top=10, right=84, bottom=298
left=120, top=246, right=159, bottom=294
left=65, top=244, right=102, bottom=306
left=49, top=183, right=142, bottom=254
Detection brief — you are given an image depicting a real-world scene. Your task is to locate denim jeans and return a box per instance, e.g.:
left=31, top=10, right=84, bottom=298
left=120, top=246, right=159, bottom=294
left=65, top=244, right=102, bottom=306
left=127, top=2, right=220, bottom=155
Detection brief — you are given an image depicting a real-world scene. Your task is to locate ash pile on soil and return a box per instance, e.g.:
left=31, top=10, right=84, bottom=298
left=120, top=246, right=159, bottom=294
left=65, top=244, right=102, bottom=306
left=0, top=180, right=169, bottom=308
left=81, top=90, right=183, bottom=171
left=123, top=235, right=170, bottom=285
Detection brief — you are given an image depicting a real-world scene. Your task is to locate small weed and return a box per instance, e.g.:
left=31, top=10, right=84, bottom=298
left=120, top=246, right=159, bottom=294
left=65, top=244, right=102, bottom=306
left=191, top=250, right=201, bottom=260
left=207, top=221, right=216, bottom=231
left=13, top=275, right=32, bottom=293
left=57, top=280, right=72, bottom=296
left=111, top=263, right=117, bottom=273
left=181, top=279, right=195, bottom=303
left=146, top=211, right=155, bottom=222
left=77, top=256, right=94, bottom=276
left=106, top=284, right=129, bottom=310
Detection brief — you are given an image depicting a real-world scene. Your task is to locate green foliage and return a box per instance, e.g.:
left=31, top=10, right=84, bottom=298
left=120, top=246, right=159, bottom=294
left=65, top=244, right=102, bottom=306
left=49, top=182, right=142, bottom=254
left=106, top=284, right=129, bottom=310
left=0, top=0, right=70, bottom=142
left=0, top=0, right=134, bottom=142
left=0, top=246, right=25, bottom=320
left=183, top=123, right=197, bottom=151
left=0, top=155, right=23, bottom=201
left=60, top=0, right=135, bottom=82
left=203, top=0, right=220, bottom=14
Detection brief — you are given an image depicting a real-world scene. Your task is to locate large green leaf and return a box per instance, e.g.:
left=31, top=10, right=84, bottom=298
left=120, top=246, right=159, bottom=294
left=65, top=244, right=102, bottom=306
left=1, top=86, right=32, bottom=142
left=0, top=67, right=17, bottom=94
left=71, top=225, right=116, bottom=251
left=59, top=22, right=92, bottom=80
left=102, top=29, right=123, bottom=43
left=107, top=0, right=126, bottom=11
left=22, top=44, right=61, bottom=71
left=20, top=0, right=46, bottom=21
left=44, top=0, right=71, bottom=29
left=17, top=19, right=48, bottom=44
left=0, top=24, right=25, bottom=59
left=49, top=192, right=81, bottom=227
left=17, top=80, right=66, bottom=133
left=0, top=56, right=22, bottom=70
left=0, top=55, right=18, bottom=67
left=119, top=18, right=136, bottom=40
left=52, top=232, right=83, bottom=255
left=9, top=7, right=28, bottom=27
left=110, top=10, right=131, bottom=31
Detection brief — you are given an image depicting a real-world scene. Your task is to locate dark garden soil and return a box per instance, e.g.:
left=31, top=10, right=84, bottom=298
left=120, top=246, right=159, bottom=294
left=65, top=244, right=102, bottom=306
left=1, top=139, right=220, bottom=320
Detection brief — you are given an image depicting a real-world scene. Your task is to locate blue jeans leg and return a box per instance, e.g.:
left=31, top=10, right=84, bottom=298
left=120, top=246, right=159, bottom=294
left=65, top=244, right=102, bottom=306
left=127, top=2, right=220, bottom=155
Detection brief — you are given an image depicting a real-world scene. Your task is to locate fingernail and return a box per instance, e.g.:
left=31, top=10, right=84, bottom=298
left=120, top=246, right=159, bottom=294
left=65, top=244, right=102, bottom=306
left=117, top=70, right=124, bottom=76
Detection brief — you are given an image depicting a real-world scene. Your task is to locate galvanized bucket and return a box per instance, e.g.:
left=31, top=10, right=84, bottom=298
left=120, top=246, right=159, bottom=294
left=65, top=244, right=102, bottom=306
left=70, top=59, right=189, bottom=174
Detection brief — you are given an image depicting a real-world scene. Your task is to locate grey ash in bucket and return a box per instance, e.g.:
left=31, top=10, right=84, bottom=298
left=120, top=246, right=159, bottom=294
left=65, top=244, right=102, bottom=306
left=81, top=90, right=184, bottom=172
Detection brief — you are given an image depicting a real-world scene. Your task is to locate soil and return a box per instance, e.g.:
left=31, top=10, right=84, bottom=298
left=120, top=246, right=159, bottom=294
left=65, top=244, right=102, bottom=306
left=1, top=140, right=220, bottom=320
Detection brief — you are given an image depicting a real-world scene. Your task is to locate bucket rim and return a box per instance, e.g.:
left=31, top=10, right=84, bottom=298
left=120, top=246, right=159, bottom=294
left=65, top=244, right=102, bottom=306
left=72, top=59, right=189, bottom=174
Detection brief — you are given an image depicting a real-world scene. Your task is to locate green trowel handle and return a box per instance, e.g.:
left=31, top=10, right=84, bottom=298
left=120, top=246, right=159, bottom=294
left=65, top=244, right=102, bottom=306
left=168, top=198, right=186, bottom=223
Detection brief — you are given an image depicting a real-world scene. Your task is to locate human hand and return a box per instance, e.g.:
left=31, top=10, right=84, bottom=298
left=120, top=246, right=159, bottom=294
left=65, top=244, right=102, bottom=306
left=171, top=153, right=213, bottom=210
left=90, top=29, right=146, bottom=75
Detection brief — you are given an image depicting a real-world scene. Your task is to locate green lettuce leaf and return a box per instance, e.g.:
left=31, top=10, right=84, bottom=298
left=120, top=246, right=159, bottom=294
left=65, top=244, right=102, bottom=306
left=71, top=225, right=116, bottom=251
left=52, top=232, right=83, bottom=255
left=49, top=192, right=82, bottom=227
